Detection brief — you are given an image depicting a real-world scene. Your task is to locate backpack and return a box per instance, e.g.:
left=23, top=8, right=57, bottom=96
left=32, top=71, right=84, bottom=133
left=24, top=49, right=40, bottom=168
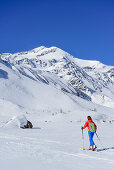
left=88, top=121, right=96, bottom=132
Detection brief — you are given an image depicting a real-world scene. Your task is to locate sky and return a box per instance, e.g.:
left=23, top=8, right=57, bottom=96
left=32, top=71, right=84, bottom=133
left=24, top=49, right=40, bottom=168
left=0, top=0, right=114, bottom=66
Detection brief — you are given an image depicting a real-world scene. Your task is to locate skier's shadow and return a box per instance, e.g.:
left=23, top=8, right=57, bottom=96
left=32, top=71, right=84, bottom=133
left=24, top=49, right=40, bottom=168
left=97, top=147, right=114, bottom=152
left=32, top=127, right=41, bottom=129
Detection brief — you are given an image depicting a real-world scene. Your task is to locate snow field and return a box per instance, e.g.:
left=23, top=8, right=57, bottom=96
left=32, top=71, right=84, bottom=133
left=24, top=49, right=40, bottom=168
left=0, top=121, right=114, bottom=170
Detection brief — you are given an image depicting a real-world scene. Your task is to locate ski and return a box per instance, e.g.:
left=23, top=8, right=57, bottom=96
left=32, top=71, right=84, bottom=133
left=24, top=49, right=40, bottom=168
left=83, top=148, right=97, bottom=151
left=83, top=148, right=89, bottom=151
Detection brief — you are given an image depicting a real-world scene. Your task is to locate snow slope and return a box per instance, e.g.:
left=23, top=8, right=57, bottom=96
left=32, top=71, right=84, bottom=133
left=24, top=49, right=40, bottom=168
left=0, top=46, right=114, bottom=170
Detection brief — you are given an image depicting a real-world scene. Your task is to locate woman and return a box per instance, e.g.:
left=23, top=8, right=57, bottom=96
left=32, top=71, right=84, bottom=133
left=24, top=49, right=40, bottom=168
left=81, top=116, right=97, bottom=150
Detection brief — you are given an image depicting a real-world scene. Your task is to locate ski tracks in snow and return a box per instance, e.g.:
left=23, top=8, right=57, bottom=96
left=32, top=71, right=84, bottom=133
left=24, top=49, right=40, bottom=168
left=0, top=132, right=114, bottom=165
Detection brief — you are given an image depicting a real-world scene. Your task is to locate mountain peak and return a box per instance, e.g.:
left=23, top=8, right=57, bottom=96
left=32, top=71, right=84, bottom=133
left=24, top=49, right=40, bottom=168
left=29, top=46, right=46, bottom=53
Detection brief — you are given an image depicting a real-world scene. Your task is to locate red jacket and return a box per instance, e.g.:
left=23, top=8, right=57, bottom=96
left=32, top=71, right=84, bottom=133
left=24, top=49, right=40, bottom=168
left=82, top=119, right=97, bottom=131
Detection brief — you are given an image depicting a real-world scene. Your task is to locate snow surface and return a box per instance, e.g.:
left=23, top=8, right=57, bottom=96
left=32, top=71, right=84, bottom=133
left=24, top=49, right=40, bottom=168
left=0, top=120, right=114, bottom=170
left=0, top=46, right=114, bottom=170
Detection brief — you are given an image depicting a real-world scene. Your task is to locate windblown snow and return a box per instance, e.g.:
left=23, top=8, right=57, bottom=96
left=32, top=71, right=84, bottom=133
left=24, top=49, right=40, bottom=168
left=0, top=46, right=114, bottom=170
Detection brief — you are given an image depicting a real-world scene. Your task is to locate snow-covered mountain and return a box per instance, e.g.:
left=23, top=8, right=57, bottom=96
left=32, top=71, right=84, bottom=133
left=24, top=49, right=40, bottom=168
left=0, top=46, right=114, bottom=110
left=0, top=46, right=114, bottom=123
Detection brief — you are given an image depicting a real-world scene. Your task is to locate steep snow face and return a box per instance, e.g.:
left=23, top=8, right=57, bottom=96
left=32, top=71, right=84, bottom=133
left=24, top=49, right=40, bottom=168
left=0, top=46, right=114, bottom=110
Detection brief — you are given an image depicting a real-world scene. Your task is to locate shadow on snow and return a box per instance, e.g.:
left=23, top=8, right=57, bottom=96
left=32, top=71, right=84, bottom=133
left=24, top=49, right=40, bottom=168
left=97, top=147, right=114, bottom=152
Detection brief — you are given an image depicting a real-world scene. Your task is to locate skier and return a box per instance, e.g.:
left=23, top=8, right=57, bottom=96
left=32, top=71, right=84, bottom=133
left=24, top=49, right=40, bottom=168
left=81, top=116, right=97, bottom=150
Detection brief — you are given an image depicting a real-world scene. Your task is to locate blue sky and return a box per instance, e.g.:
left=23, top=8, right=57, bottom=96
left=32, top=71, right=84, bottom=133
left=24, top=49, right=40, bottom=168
left=0, top=0, right=114, bottom=65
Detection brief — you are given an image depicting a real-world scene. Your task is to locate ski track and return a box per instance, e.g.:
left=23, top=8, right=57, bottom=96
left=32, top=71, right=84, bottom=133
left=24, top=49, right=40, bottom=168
left=0, top=132, right=114, bottom=165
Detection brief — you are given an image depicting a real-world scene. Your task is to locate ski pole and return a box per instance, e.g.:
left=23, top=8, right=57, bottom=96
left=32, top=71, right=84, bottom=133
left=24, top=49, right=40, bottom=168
left=82, top=128, right=85, bottom=150
left=95, top=132, right=104, bottom=148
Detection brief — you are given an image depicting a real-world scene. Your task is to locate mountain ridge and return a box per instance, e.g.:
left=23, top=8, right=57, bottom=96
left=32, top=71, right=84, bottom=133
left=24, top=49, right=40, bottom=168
left=0, top=46, right=114, bottom=110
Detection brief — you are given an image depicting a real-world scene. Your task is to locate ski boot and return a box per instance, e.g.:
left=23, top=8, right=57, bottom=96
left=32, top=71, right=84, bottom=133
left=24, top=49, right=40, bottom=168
left=92, top=145, right=97, bottom=151
left=89, top=146, right=92, bottom=150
